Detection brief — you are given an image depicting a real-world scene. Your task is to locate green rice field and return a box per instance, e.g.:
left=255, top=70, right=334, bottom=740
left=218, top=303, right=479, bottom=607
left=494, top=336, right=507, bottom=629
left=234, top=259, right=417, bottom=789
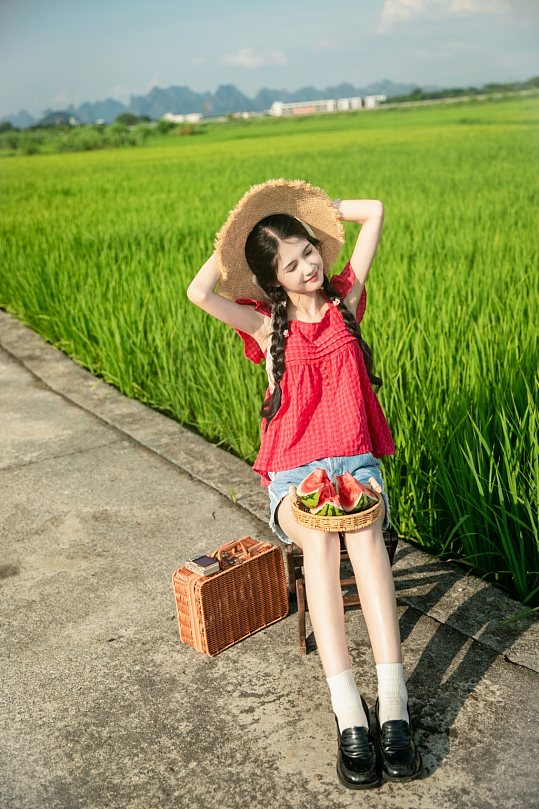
left=1, top=94, right=538, bottom=607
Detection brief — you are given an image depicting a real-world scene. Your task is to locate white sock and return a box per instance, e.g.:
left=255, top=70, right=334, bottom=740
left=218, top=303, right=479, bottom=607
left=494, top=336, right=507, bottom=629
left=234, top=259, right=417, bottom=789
left=326, top=669, right=368, bottom=733
left=376, top=662, right=409, bottom=724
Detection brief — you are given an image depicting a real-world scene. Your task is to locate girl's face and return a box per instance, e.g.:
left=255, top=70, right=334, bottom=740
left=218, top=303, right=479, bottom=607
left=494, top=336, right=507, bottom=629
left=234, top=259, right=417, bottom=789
left=275, top=237, right=324, bottom=294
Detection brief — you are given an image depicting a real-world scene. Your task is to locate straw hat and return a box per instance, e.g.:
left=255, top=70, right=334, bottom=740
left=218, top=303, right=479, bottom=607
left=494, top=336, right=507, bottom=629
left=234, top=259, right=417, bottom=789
left=214, top=178, right=345, bottom=304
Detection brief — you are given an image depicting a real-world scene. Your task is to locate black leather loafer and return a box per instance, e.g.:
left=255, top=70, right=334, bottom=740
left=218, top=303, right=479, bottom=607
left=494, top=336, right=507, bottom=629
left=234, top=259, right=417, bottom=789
left=374, top=697, right=422, bottom=782
left=334, top=696, right=381, bottom=790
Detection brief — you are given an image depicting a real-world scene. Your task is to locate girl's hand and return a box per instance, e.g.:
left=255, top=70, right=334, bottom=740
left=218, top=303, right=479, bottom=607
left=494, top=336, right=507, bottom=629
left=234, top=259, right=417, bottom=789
left=367, top=476, right=383, bottom=497
left=289, top=484, right=297, bottom=499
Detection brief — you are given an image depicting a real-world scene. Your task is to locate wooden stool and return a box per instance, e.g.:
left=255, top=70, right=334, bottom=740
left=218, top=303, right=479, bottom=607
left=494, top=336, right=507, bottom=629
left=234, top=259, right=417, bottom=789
left=284, top=528, right=399, bottom=654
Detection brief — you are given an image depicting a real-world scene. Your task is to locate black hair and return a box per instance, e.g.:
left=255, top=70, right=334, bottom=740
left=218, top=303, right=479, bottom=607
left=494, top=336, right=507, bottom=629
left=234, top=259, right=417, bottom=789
left=244, top=213, right=383, bottom=430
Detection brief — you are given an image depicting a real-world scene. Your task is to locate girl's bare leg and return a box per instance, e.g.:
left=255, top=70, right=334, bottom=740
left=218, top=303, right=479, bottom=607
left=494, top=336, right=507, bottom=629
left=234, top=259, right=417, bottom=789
left=344, top=497, right=402, bottom=664
left=343, top=492, right=410, bottom=726
left=276, top=492, right=372, bottom=732
left=277, top=485, right=413, bottom=756
left=276, top=493, right=351, bottom=676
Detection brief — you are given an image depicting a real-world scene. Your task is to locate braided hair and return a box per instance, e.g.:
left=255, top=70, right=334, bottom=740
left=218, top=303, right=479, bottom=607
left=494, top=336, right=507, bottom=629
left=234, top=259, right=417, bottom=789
left=244, top=214, right=382, bottom=431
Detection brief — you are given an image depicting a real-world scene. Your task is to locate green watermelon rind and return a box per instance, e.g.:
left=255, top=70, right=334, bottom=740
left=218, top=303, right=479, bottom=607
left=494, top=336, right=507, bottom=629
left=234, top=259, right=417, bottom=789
left=351, top=492, right=379, bottom=513
left=312, top=502, right=346, bottom=517
left=297, top=468, right=380, bottom=517
left=334, top=472, right=379, bottom=513
left=310, top=480, right=345, bottom=516
left=296, top=467, right=331, bottom=510
left=298, top=491, right=321, bottom=509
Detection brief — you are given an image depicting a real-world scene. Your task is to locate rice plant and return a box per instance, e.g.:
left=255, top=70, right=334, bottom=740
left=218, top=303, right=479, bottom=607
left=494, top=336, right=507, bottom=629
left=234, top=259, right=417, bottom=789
left=1, top=94, right=537, bottom=605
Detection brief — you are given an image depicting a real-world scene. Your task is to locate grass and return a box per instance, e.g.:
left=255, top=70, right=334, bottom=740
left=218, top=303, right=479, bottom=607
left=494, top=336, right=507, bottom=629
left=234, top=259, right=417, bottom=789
left=1, top=93, right=538, bottom=606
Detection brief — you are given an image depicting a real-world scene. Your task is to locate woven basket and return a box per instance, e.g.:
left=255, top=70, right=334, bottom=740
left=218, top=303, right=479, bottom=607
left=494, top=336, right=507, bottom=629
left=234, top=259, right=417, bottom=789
left=291, top=494, right=381, bottom=532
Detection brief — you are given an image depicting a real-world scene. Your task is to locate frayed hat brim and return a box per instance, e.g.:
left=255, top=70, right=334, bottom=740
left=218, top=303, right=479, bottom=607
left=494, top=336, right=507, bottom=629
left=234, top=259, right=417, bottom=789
left=214, top=178, right=345, bottom=304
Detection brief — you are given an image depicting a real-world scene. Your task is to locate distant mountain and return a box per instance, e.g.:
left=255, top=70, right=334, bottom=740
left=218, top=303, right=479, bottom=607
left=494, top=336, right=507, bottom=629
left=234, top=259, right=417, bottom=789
left=3, top=109, right=36, bottom=128
left=214, top=84, right=253, bottom=114
left=37, top=110, right=81, bottom=127
left=1, top=79, right=441, bottom=128
left=364, top=78, right=420, bottom=96
left=129, top=85, right=207, bottom=119
left=67, top=97, right=127, bottom=124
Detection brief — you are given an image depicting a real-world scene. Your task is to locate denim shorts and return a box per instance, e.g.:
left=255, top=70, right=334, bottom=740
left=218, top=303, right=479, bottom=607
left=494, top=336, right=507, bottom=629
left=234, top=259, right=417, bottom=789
left=267, top=452, right=391, bottom=545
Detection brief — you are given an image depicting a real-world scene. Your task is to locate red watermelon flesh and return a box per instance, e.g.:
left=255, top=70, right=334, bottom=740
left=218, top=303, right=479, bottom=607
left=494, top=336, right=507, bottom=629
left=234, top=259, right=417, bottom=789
left=296, top=467, right=332, bottom=510
left=334, top=472, right=379, bottom=513
left=310, top=480, right=345, bottom=516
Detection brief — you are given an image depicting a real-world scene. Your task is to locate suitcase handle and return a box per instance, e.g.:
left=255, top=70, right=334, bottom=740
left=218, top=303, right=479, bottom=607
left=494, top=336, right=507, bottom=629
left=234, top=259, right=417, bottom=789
left=212, top=538, right=256, bottom=566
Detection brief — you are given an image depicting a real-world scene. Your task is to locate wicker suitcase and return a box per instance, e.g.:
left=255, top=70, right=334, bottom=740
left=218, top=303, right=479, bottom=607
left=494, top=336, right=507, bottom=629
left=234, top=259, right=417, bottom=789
left=172, top=536, right=289, bottom=656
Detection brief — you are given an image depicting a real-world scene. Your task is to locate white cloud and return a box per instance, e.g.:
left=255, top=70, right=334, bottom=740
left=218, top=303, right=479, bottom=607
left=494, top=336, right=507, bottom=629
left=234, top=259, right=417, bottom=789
left=110, top=84, right=130, bottom=101
left=220, top=47, right=287, bottom=69
left=378, top=0, right=510, bottom=30
left=380, top=0, right=433, bottom=27
left=109, top=74, right=161, bottom=102
left=310, top=39, right=339, bottom=54
left=52, top=93, right=69, bottom=107
left=449, top=0, right=510, bottom=12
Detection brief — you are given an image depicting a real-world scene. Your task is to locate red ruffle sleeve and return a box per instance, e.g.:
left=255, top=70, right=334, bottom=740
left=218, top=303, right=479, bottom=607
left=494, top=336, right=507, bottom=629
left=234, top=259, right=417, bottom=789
left=329, top=260, right=367, bottom=323
left=232, top=298, right=271, bottom=364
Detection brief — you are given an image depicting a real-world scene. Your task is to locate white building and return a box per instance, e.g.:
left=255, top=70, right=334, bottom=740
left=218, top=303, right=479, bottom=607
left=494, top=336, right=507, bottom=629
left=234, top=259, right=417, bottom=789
left=230, top=110, right=265, bottom=119
left=337, top=97, right=363, bottom=111
left=271, top=98, right=339, bottom=116
left=162, top=112, right=203, bottom=123
left=271, top=95, right=383, bottom=117
left=364, top=95, right=387, bottom=108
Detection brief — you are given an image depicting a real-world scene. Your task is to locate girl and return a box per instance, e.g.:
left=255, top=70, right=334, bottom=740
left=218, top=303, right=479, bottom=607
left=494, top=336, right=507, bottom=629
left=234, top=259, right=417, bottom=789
left=187, top=179, right=421, bottom=790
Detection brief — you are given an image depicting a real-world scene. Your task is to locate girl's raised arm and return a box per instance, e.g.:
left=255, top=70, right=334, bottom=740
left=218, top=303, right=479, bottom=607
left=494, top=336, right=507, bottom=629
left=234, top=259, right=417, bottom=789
left=337, top=199, right=384, bottom=289
left=186, top=251, right=269, bottom=344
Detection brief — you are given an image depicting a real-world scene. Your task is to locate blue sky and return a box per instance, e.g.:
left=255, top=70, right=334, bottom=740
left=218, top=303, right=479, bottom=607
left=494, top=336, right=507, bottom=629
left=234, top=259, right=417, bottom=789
left=1, top=0, right=538, bottom=118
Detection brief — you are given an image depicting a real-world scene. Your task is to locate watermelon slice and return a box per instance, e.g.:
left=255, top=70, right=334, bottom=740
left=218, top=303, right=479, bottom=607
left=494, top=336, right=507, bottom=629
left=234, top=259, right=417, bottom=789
left=310, top=480, right=345, bottom=516
left=334, top=472, right=379, bottom=513
left=296, top=467, right=332, bottom=510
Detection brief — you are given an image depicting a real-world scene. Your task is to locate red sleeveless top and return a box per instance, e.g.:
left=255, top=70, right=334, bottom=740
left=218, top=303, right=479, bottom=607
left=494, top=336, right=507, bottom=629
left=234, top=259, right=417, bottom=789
left=233, top=259, right=396, bottom=487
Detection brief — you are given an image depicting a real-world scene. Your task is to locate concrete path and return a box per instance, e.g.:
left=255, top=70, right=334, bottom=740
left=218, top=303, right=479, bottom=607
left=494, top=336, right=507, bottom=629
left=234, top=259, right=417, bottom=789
left=1, top=310, right=538, bottom=809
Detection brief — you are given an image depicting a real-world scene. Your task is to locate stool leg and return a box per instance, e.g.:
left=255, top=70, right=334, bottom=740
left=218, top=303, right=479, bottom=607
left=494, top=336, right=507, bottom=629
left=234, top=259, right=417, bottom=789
left=296, top=576, right=307, bottom=655
left=285, top=545, right=296, bottom=603
left=383, top=529, right=399, bottom=565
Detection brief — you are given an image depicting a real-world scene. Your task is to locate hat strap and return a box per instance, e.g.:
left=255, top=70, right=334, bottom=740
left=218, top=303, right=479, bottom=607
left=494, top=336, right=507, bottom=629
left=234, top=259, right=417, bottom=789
left=294, top=216, right=316, bottom=239
left=251, top=273, right=263, bottom=291
left=265, top=308, right=278, bottom=393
